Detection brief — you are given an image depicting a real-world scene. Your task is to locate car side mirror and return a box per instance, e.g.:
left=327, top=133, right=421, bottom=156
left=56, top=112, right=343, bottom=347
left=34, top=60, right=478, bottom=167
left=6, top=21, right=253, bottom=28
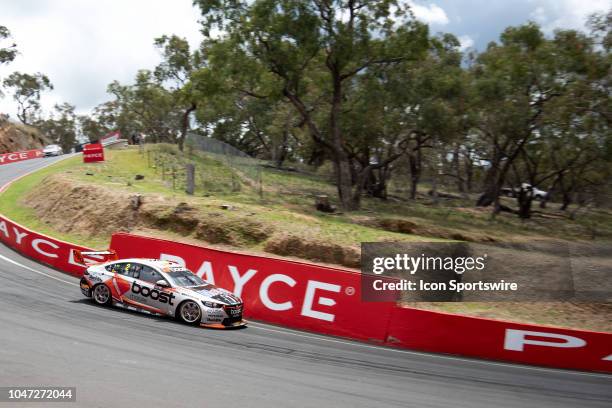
left=155, top=279, right=170, bottom=288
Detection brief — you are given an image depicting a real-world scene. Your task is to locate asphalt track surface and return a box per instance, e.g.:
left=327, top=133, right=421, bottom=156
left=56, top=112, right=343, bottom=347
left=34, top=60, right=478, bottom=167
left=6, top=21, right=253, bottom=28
left=0, top=157, right=610, bottom=408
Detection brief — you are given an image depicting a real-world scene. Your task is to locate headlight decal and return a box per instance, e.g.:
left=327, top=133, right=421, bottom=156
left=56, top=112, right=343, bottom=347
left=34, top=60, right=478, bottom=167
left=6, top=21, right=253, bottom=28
left=202, top=300, right=223, bottom=308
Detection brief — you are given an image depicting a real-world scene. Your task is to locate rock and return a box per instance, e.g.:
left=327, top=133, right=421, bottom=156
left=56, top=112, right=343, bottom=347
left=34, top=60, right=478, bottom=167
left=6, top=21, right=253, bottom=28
left=130, top=195, right=142, bottom=210
left=315, top=195, right=336, bottom=213
left=174, top=202, right=194, bottom=213
left=221, top=204, right=234, bottom=210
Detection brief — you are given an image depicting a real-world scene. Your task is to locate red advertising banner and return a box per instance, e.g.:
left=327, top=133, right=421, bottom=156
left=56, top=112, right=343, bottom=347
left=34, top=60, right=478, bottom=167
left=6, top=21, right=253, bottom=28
left=110, top=232, right=612, bottom=373
left=386, top=307, right=612, bottom=373
left=100, top=131, right=120, bottom=146
left=0, top=149, right=43, bottom=166
left=0, top=214, right=610, bottom=372
left=110, top=232, right=395, bottom=342
left=0, top=215, right=97, bottom=276
left=82, top=143, right=104, bottom=163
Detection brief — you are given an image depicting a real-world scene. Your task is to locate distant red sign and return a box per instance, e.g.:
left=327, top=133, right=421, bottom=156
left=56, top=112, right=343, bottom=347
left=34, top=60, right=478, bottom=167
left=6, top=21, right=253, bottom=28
left=82, top=143, right=104, bottom=163
left=100, top=131, right=120, bottom=146
left=0, top=149, right=43, bottom=166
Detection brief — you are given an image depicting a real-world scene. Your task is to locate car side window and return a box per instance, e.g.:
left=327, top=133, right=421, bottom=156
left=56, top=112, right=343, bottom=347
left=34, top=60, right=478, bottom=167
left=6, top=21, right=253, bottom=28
left=128, top=263, right=143, bottom=279
left=139, top=266, right=163, bottom=284
left=106, top=262, right=128, bottom=275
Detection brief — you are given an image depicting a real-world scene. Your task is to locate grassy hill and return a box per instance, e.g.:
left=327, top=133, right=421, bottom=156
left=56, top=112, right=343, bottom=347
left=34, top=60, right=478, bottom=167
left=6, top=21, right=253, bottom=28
left=1, top=144, right=610, bottom=331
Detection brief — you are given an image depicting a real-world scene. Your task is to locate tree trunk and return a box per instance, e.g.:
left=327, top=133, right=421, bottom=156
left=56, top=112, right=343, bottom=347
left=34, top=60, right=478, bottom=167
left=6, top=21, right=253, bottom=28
left=274, top=127, right=289, bottom=168
left=351, top=166, right=373, bottom=208
left=178, top=102, right=196, bottom=152
left=560, top=194, right=571, bottom=211
left=408, top=147, right=422, bottom=200
left=335, top=154, right=356, bottom=210
left=476, top=148, right=503, bottom=207
left=369, top=168, right=389, bottom=199
left=452, top=145, right=465, bottom=194
left=328, top=69, right=359, bottom=210
left=517, top=185, right=533, bottom=219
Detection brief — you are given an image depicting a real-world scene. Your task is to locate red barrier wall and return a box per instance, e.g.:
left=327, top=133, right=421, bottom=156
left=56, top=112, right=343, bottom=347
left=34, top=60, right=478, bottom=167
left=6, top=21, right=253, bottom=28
left=100, top=131, right=120, bottom=146
left=0, top=205, right=610, bottom=372
left=386, top=307, right=612, bottom=373
left=0, top=149, right=43, bottom=165
left=110, top=232, right=612, bottom=373
left=110, top=232, right=394, bottom=342
left=0, top=215, right=96, bottom=276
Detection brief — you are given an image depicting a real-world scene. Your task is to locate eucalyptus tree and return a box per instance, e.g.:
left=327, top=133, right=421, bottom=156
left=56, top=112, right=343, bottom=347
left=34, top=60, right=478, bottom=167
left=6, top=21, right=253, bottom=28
left=36, top=103, right=77, bottom=151
left=472, top=23, right=599, bottom=213
left=194, top=0, right=430, bottom=210
left=107, top=70, right=180, bottom=143
left=0, top=25, right=17, bottom=66
left=154, top=35, right=209, bottom=151
left=2, top=72, right=52, bottom=125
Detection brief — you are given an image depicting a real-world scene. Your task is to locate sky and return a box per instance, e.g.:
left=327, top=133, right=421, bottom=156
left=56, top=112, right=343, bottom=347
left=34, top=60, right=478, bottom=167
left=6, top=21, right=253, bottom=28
left=0, top=0, right=609, bottom=119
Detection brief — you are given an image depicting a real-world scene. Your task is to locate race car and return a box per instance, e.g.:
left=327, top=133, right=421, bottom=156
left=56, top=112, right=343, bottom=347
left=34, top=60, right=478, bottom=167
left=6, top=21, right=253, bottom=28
left=77, top=250, right=245, bottom=328
left=43, top=144, right=63, bottom=157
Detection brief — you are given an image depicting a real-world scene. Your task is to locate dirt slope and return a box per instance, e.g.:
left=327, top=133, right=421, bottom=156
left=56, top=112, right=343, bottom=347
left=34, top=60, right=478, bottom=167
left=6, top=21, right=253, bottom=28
left=23, top=174, right=361, bottom=268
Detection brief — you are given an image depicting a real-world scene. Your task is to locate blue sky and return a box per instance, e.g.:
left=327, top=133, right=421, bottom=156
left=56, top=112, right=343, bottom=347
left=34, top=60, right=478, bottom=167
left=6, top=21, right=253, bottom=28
left=0, top=0, right=609, bottom=118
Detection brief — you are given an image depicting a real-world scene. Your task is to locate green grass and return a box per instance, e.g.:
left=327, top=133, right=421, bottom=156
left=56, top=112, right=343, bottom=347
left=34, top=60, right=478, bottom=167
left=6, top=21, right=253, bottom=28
left=0, top=156, right=109, bottom=248
left=0, top=146, right=438, bottom=251
left=2, top=144, right=610, bottom=254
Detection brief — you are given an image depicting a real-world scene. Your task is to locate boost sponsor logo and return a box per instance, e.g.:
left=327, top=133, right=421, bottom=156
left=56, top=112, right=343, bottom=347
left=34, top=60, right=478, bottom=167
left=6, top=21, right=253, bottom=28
left=131, top=281, right=175, bottom=305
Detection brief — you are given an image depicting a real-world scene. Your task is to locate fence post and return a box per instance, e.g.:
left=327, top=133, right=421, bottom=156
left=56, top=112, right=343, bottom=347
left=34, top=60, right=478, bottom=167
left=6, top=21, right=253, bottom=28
left=185, top=163, right=195, bottom=195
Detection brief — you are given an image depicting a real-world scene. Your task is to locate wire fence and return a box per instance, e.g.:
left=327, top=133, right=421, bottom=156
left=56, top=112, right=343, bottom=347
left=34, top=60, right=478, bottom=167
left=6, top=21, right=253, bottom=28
left=139, top=133, right=336, bottom=203
left=187, top=132, right=267, bottom=197
left=138, top=134, right=266, bottom=199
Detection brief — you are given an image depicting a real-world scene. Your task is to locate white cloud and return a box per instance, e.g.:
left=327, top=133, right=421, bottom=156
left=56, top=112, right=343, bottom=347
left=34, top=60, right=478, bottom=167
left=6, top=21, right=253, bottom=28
left=529, top=0, right=609, bottom=33
left=458, top=35, right=475, bottom=51
left=529, top=6, right=547, bottom=24
left=408, top=1, right=450, bottom=25
left=0, top=0, right=202, bottom=118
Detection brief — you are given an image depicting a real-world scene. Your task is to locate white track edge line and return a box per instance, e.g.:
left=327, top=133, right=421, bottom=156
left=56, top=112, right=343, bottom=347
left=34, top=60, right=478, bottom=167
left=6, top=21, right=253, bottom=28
left=0, top=253, right=78, bottom=287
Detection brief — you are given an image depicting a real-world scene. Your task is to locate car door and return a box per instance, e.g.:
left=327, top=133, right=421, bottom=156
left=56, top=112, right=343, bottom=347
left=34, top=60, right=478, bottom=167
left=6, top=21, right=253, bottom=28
left=130, top=265, right=174, bottom=314
left=107, top=262, right=138, bottom=304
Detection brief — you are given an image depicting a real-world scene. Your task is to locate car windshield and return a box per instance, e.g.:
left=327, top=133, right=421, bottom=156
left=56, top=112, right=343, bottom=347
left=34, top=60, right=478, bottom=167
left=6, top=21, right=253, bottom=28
left=165, top=270, right=206, bottom=287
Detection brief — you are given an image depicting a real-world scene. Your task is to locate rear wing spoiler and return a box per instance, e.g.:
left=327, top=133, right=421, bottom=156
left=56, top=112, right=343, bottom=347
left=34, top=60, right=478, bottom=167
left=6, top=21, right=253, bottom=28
left=73, top=250, right=118, bottom=266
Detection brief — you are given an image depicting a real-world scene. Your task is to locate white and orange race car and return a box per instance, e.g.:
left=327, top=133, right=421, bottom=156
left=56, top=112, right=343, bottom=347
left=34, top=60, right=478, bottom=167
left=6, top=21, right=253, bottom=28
left=77, top=251, right=245, bottom=328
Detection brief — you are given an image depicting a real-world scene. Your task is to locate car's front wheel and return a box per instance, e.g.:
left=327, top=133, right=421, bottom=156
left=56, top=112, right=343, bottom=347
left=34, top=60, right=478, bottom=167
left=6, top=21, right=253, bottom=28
left=92, top=284, right=111, bottom=306
left=178, top=300, right=202, bottom=325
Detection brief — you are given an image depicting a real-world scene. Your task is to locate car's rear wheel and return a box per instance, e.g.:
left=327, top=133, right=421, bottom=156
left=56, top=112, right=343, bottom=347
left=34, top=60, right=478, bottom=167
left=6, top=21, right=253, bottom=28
left=92, top=284, right=111, bottom=306
left=178, top=300, right=202, bottom=325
